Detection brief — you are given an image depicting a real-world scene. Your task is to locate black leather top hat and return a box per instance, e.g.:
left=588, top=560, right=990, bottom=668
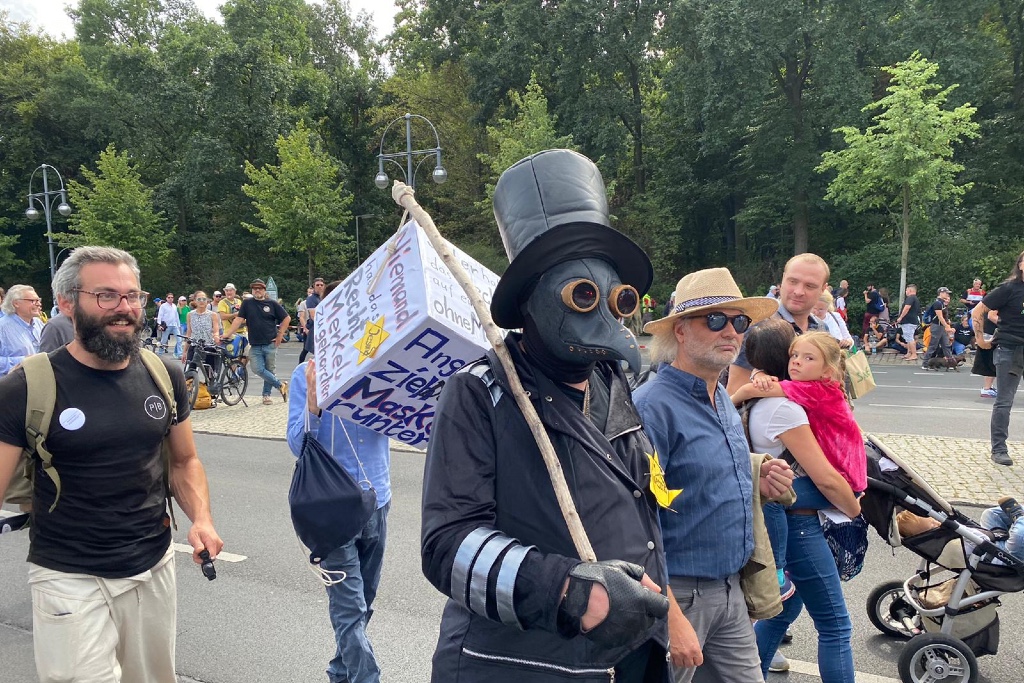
left=490, top=149, right=653, bottom=328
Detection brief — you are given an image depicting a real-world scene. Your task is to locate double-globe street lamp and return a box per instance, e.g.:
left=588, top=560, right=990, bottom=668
left=374, top=113, right=448, bottom=191
left=26, top=164, right=72, bottom=296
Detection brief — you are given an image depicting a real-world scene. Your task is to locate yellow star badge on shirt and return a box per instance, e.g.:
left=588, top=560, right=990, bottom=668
left=355, top=316, right=389, bottom=364
left=648, top=451, right=681, bottom=509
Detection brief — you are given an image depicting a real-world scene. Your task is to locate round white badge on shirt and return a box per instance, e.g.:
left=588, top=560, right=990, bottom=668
left=144, top=396, right=168, bottom=420
left=58, top=408, right=86, bottom=431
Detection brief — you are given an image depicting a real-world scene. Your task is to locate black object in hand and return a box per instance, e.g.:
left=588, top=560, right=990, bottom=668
left=199, top=549, right=217, bottom=581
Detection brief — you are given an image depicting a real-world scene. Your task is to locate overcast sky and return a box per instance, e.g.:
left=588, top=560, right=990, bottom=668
left=0, top=0, right=399, bottom=41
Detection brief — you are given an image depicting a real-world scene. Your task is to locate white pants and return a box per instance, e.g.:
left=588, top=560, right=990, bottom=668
left=28, top=546, right=177, bottom=683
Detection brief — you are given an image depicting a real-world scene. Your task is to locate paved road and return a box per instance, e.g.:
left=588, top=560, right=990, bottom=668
left=3, top=435, right=1023, bottom=683
left=3, top=341, right=1024, bottom=682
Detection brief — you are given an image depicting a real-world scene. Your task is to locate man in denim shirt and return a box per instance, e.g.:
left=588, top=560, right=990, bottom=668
left=286, top=286, right=391, bottom=683
left=635, top=268, right=793, bottom=683
left=0, top=285, right=44, bottom=376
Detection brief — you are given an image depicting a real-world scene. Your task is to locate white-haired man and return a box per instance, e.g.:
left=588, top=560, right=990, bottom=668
left=634, top=267, right=795, bottom=682
left=0, top=284, right=44, bottom=376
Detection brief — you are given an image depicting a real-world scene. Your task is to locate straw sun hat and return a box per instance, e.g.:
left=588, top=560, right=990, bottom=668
left=644, top=268, right=779, bottom=335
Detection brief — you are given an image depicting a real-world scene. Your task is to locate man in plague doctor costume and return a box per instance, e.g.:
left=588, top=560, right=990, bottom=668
left=421, top=149, right=671, bottom=682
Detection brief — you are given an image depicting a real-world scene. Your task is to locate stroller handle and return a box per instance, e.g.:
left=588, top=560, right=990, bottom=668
left=866, top=477, right=903, bottom=498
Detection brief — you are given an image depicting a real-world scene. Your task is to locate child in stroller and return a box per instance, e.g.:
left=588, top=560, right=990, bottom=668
left=860, top=435, right=1024, bottom=683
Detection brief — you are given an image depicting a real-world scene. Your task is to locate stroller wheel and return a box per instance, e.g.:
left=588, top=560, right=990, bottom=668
left=867, top=580, right=919, bottom=639
left=898, top=633, right=978, bottom=683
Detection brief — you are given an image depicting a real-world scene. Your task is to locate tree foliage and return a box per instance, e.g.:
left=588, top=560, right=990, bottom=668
left=818, top=52, right=981, bottom=305
left=3, top=1, right=1024, bottom=303
left=64, top=144, right=172, bottom=275
left=479, top=76, right=575, bottom=201
left=242, top=121, right=354, bottom=284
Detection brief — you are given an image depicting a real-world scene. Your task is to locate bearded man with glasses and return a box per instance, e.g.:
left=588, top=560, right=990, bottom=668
left=0, top=284, right=45, bottom=376
left=0, top=246, right=223, bottom=683
left=633, top=268, right=795, bottom=683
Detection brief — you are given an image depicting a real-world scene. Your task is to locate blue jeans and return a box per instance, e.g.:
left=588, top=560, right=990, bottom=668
left=160, top=325, right=179, bottom=355
left=991, top=345, right=1023, bottom=457
left=764, top=502, right=787, bottom=572
left=249, top=344, right=282, bottom=396
left=980, top=506, right=1024, bottom=561
left=755, top=513, right=855, bottom=683
left=322, top=502, right=390, bottom=683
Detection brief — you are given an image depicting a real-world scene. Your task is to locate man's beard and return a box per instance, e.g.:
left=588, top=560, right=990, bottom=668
left=74, top=307, right=144, bottom=362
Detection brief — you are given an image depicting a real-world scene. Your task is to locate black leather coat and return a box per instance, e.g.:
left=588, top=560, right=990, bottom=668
left=421, top=335, right=668, bottom=682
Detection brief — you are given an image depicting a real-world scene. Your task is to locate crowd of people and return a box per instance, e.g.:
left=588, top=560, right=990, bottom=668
left=0, top=148, right=1022, bottom=683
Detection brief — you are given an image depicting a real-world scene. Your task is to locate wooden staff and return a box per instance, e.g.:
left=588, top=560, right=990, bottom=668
left=391, top=181, right=597, bottom=563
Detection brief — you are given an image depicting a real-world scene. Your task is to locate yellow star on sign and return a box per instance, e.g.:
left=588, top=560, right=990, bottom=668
left=648, top=451, right=681, bottom=509
left=355, top=316, right=390, bottom=364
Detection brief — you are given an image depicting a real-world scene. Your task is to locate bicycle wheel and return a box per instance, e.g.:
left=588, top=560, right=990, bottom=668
left=220, top=360, right=248, bottom=406
left=184, top=369, right=200, bottom=408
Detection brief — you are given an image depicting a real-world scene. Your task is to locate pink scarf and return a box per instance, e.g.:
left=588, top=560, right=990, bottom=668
left=780, top=379, right=867, bottom=491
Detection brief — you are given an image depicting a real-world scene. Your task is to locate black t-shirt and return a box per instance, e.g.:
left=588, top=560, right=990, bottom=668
left=983, top=280, right=1024, bottom=343
left=899, top=295, right=920, bottom=325
left=927, top=299, right=946, bottom=325
left=238, top=296, right=288, bottom=345
left=0, top=348, right=191, bottom=577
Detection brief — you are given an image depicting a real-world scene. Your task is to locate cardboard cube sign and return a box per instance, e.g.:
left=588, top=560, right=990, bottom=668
left=313, top=220, right=501, bottom=448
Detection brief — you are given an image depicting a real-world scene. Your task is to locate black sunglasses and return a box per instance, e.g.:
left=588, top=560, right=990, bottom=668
left=561, top=279, right=640, bottom=318
left=700, top=312, right=752, bottom=333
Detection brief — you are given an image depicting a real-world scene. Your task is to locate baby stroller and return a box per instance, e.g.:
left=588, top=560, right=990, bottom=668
left=860, top=435, right=1024, bottom=683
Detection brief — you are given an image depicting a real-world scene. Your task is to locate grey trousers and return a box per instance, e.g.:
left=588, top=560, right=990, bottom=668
left=669, top=575, right=764, bottom=683
left=923, top=323, right=952, bottom=360
left=992, top=344, right=1024, bottom=456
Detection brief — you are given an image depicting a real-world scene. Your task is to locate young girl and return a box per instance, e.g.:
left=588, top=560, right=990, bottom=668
left=733, top=331, right=866, bottom=493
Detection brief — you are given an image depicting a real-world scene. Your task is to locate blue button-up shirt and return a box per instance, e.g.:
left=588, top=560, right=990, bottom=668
left=0, top=314, right=44, bottom=376
left=633, top=363, right=753, bottom=579
left=286, top=363, right=391, bottom=508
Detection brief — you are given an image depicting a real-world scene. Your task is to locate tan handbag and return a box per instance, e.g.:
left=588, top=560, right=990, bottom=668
left=845, top=348, right=876, bottom=399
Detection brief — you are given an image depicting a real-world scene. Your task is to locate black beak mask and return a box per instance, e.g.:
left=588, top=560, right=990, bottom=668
left=521, top=258, right=642, bottom=383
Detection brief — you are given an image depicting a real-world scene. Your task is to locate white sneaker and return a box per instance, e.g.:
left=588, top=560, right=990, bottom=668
left=769, top=651, right=790, bottom=673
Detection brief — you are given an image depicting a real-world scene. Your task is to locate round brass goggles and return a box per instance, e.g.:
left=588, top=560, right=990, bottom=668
left=561, top=279, right=640, bottom=318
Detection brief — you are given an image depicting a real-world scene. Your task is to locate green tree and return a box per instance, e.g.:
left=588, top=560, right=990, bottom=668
left=64, top=144, right=172, bottom=274
left=817, top=52, right=980, bottom=307
left=242, top=121, right=354, bottom=284
left=478, top=76, right=574, bottom=202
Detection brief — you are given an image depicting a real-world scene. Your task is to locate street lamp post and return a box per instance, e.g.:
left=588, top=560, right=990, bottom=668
left=353, top=213, right=373, bottom=262
left=374, top=113, right=448, bottom=191
left=26, top=164, right=72, bottom=295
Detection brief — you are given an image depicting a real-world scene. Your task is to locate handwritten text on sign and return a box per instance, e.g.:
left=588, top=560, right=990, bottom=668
left=314, top=221, right=500, bottom=447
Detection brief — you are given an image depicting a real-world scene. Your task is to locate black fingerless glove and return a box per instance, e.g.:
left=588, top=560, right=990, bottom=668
left=557, top=560, right=669, bottom=647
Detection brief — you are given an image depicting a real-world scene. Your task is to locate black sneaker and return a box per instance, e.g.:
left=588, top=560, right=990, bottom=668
left=992, top=452, right=1014, bottom=467
left=998, top=496, right=1024, bottom=524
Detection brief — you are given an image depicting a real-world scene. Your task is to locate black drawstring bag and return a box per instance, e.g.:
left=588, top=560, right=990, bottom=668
left=289, top=431, right=376, bottom=564
left=821, top=512, right=870, bottom=582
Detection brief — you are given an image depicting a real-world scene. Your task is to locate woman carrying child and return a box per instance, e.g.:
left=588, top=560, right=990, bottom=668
left=731, top=324, right=866, bottom=683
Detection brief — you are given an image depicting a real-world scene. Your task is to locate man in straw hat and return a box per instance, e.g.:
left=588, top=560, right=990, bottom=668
left=421, top=149, right=670, bottom=682
left=634, top=267, right=795, bottom=682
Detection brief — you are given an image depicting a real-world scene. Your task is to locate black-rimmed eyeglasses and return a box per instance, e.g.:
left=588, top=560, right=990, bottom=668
left=699, top=312, right=752, bottom=333
left=75, top=289, right=148, bottom=309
